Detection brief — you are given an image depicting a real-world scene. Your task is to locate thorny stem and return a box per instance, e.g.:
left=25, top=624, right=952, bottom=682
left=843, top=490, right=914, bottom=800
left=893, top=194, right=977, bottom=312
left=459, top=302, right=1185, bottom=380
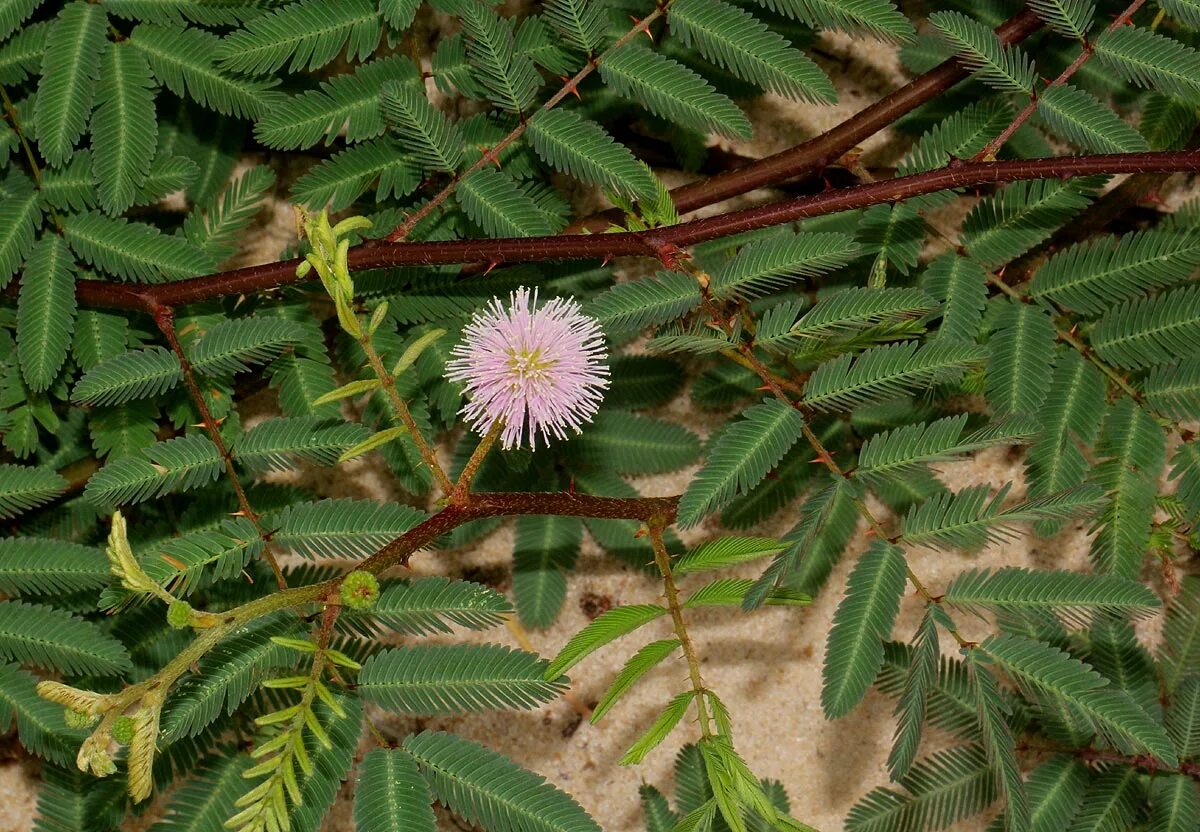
left=1020, top=741, right=1200, bottom=779
left=64, top=151, right=1200, bottom=314
left=453, top=421, right=504, bottom=503
left=607, top=7, right=1045, bottom=225
left=153, top=308, right=289, bottom=591
left=974, top=0, right=1148, bottom=162
left=385, top=8, right=666, bottom=242
left=648, top=518, right=712, bottom=738
left=358, top=331, right=456, bottom=495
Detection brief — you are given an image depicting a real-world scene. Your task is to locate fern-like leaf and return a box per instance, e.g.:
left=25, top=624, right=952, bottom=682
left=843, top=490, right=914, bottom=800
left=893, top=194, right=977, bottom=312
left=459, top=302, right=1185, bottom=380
left=0, top=171, right=39, bottom=289
left=0, top=464, right=68, bottom=519
left=291, top=136, right=419, bottom=210
left=944, top=568, right=1160, bottom=627
left=929, top=11, right=1035, bottom=93
left=526, top=109, right=656, bottom=200
left=130, top=23, right=282, bottom=119
left=354, top=748, right=437, bottom=832
left=1090, top=399, right=1165, bottom=577
left=403, top=731, right=603, bottom=832
left=985, top=301, right=1056, bottom=417
left=64, top=210, right=214, bottom=282
left=750, top=0, right=912, bottom=43
left=0, top=600, right=131, bottom=676
left=17, top=236, right=75, bottom=392
left=0, top=538, right=108, bottom=596
left=359, top=644, right=567, bottom=713
left=1037, top=83, right=1147, bottom=154
left=1090, top=284, right=1200, bottom=370
left=599, top=44, right=751, bottom=139
left=83, top=434, right=224, bottom=507
left=565, top=410, right=701, bottom=475
left=218, top=0, right=379, bottom=75
left=458, top=168, right=552, bottom=237
left=804, top=340, right=985, bottom=412
left=73, top=346, right=181, bottom=405
left=848, top=745, right=995, bottom=832
left=545, top=604, right=667, bottom=678
left=591, top=638, right=680, bottom=724
left=189, top=317, right=301, bottom=377
left=269, top=498, right=426, bottom=559
left=1094, top=26, right=1200, bottom=103
left=380, top=81, right=463, bottom=173
left=460, top=1, right=541, bottom=113
left=91, top=42, right=158, bottom=214
left=33, top=1, right=106, bottom=166
left=822, top=541, right=908, bottom=718
left=983, top=633, right=1177, bottom=764
left=513, top=515, right=581, bottom=629
left=1029, top=229, right=1200, bottom=315
left=256, top=55, right=414, bottom=150
left=677, top=399, right=805, bottom=528
left=585, top=272, right=702, bottom=336
left=669, top=0, right=834, bottom=102
left=339, top=577, right=511, bottom=638
left=712, top=231, right=859, bottom=300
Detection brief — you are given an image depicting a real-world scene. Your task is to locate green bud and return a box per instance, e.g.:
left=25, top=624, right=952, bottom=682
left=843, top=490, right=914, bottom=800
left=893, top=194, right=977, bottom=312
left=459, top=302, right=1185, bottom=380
left=339, top=571, right=380, bottom=610
left=111, top=715, right=136, bottom=745
left=63, top=708, right=95, bottom=729
left=166, top=600, right=193, bottom=629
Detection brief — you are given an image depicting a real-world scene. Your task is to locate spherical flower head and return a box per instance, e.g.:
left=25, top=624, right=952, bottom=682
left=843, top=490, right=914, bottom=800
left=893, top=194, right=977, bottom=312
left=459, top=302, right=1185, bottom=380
left=447, top=287, right=609, bottom=450
left=340, top=571, right=380, bottom=610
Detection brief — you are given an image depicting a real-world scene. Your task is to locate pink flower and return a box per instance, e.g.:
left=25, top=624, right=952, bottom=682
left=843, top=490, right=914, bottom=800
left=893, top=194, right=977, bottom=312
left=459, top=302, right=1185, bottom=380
left=447, top=287, right=609, bottom=450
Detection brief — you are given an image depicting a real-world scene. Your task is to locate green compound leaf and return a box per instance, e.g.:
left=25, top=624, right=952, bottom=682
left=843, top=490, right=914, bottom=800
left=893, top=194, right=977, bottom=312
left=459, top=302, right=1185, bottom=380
left=599, top=44, right=751, bottom=140
left=677, top=399, right=805, bottom=528
left=1037, top=83, right=1148, bottom=154
left=591, top=638, right=680, bottom=724
left=354, top=748, right=437, bottom=832
left=526, top=109, right=656, bottom=200
left=822, top=541, right=908, bottom=719
left=0, top=600, right=132, bottom=676
left=359, top=644, right=568, bottom=714
left=668, top=0, right=834, bottom=103
left=33, top=1, right=106, bottom=167
left=403, top=731, right=603, bottom=832
left=17, top=235, right=76, bottom=393
left=91, top=41, right=158, bottom=215
left=545, top=604, right=667, bottom=678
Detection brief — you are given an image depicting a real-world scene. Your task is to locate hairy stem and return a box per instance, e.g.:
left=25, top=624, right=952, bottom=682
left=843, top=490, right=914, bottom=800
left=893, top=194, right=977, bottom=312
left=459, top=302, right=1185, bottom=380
left=452, top=421, right=503, bottom=503
left=153, top=308, right=289, bottom=591
left=68, top=150, right=1200, bottom=314
left=649, top=518, right=712, bottom=738
left=358, top=330, right=455, bottom=495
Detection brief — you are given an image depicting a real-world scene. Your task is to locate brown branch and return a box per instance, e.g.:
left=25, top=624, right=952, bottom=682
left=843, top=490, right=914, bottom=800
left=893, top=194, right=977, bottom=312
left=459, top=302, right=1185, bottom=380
left=354, top=491, right=679, bottom=576
left=70, top=150, right=1200, bottom=314
left=974, top=0, right=1147, bottom=162
left=576, top=6, right=1045, bottom=228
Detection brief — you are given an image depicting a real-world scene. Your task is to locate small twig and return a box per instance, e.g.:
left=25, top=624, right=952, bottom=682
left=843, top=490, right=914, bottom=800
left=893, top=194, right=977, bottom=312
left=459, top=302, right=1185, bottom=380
left=153, top=307, right=289, bottom=591
left=452, top=421, right=503, bottom=503
left=975, top=0, right=1148, bottom=161
left=385, top=8, right=666, bottom=242
left=358, top=331, right=456, bottom=495
left=648, top=517, right=712, bottom=738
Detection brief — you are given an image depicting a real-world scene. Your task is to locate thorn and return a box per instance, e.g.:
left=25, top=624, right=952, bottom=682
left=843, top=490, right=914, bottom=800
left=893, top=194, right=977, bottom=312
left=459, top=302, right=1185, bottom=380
left=629, top=16, right=654, bottom=40
left=559, top=77, right=582, bottom=100
left=600, top=254, right=613, bottom=267
left=755, top=384, right=773, bottom=393
left=230, top=510, right=249, bottom=518
left=633, top=526, right=648, bottom=539
left=483, top=259, right=501, bottom=276
left=995, top=264, right=1006, bottom=279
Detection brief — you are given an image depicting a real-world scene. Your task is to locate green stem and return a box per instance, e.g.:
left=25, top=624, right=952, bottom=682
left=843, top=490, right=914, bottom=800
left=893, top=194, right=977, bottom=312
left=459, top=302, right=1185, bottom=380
left=648, top=518, right=712, bottom=738
left=358, top=331, right=455, bottom=495
left=452, top=421, right=503, bottom=503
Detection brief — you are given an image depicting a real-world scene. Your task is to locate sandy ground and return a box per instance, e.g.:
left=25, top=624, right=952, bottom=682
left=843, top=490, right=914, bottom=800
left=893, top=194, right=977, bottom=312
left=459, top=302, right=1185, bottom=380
left=1, top=26, right=1180, bottom=832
